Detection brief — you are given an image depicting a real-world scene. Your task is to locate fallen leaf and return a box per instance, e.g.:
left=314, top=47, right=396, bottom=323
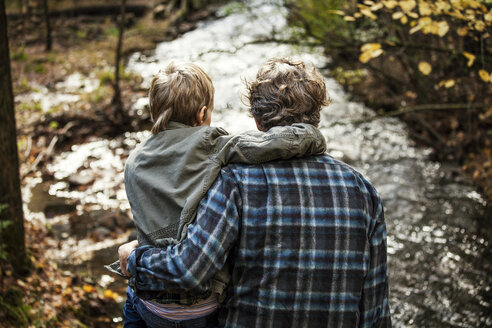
left=418, top=61, right=432, bottom=75
left=83, top=284, right=94, bottom=293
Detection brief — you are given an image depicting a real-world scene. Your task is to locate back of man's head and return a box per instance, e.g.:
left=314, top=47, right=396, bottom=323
left=245, top=57, right=330, bottom=131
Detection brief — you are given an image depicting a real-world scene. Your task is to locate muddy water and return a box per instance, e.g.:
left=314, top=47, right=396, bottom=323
left=23, top=0, right=491, bottom=326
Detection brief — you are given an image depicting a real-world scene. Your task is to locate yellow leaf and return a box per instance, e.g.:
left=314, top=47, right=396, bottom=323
left=409, top=24, right=422, bottom=34
left=359, top=44, right=384, bottom=64
left=436, top=1, right=451, bottom=13
left=327, top=10, right=346, bottom=16
left=354, top=12, right=362, bottom=18
left=437, top=21, right=449, bottom=36
left=392, top=11, right=404, bottom=20
left=400, top=0, right=417, bottom=12
left=463, top=52, right=476, bottom=67
left=401, top=15, right=409, bottom=24
left=361, top=8, right=378, bottom=20
left=359, top=52, right=372, bottom=63
left=423, top=21, right=439, bottom=34
left=467, top=0, right=482, bottom=9
left=344, top=16, right=356, bottom=21
left=419, top=2, right=432, bottom=16
left=475, top=20, right=485, bottom=32
left=361, top=43, right=382, bottom=52
left=370, top=3, right=384, bottom=11
left=444, top=79, right=456, bottom=88
left=418, top=61, right=432, bottom=75
left=457, top=27, right=468, bottom=36
left=479, top=70, right=491, bottom=82
left=371, top=49, right=384, bottom=58
left=83, top=284, right=94, bottom=293
left=485, top=10, right=492, bottom=23
left=382, top=0, right=398, bottom=9
left=104, top=289, right=114, bottom=298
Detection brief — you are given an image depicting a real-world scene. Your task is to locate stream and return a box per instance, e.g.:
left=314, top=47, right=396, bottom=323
left=22, top=1, right=491, bottom=327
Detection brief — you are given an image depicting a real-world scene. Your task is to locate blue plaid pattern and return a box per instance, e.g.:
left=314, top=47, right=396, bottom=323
left=128, top=154, right=391, bottom=327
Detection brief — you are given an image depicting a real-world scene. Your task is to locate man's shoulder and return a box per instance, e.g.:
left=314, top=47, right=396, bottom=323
left=221, top=153, right=378, bottom=195
left=224, top=153, right=357, bottom=173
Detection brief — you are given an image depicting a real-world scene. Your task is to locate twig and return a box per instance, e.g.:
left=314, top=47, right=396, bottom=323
left=24, top=135, right=32, bottom=159
left=21, top=122, right=77, bottom=178
left=28, top=135, right=58, bottom=175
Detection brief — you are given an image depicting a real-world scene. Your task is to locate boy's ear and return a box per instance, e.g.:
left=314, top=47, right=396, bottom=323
left=195, top=106, right=208, bottom=126
left=254, top=118, right=264, bottom=131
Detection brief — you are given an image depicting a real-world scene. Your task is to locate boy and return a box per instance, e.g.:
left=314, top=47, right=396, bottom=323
left=116, top=61, right=327, bottom=327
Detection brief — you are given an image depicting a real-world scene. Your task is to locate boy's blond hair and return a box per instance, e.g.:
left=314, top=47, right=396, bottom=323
left=149, top=62, right=214, bottom=134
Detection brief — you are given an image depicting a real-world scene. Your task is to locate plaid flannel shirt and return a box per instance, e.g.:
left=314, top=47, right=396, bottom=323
left=127, top=154, right=391, bottom=328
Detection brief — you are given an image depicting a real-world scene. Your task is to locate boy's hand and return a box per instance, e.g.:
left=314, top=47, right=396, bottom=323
left=118, top=240, right=139, bottom=277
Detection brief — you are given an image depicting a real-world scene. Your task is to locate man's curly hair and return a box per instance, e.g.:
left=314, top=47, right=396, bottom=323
left=245, top=57, right=330, bottom=131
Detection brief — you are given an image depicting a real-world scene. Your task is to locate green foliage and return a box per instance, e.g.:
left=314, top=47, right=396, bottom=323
left=0, top=205, right=11, bottom=261
left=49, top=121, right=59, bottom=129
left=0, top=244, right=9, bottom=261
left=331, top=67, right=367, bottom=85
left=0, top=204, right=8, bottom=213
left=17, top=101, right=43, bottom=112
left=287, top=0, right=354, bottom=46
left=76, top=30, right=87, bottom=39
left=0, top=220, right=12, bottom=230
left=26, top=63, right=46, bottom=73
left=11, top=46, right=27, bottom=61
left=220, top=1, right=246, bottom=16
left=0, top=291, right=30, bottom=327
left=98, top=70, right=114, bottom=85
left=105, top=27, right=119, bottom=37
left=17, top=77, right=32, bottom=94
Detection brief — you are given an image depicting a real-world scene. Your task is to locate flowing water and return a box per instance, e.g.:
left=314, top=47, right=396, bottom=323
left=23, top=1, right=491, bottom=326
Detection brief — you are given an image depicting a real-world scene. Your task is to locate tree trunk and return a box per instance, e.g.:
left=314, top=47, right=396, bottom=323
left=0, top=0, right=30, bottom=275
left=111, top=0, right=126, bottom=114
left=42, top=0, right=52, bottom=51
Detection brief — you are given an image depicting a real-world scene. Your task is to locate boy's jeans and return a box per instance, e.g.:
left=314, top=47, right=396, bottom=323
left=123, top=287, right=218, bottom=328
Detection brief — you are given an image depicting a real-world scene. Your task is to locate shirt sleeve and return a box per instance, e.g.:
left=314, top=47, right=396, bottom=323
left=211, top=123, right=327, bottom=165
left=359, top=197, right=392, bottom=328
left=127, top=167, right=242, bottom=292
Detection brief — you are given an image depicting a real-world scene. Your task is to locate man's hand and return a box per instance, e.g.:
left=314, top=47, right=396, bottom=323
left=118, top=240, right=139, bottom=277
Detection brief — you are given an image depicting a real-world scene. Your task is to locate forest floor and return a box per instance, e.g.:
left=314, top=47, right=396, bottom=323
left=2, top=2, right=221, bottom=327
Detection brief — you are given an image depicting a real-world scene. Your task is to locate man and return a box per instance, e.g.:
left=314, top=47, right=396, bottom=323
left=120, top=57, right=391, bottom=327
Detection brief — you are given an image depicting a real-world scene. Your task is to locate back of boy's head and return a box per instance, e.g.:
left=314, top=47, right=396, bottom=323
left=149, top=62, right=214, bottom=134
left=245, top=57, right=330, bottom=131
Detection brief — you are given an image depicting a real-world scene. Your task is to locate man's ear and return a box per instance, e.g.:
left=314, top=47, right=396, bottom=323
left=254, top=118, right=263, bottom=131
left=195, top=106, right=208, bottom=126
